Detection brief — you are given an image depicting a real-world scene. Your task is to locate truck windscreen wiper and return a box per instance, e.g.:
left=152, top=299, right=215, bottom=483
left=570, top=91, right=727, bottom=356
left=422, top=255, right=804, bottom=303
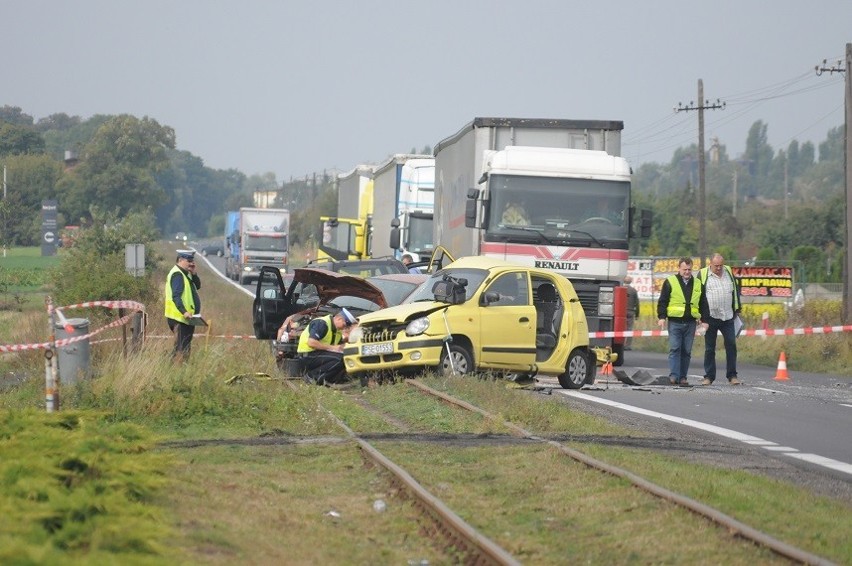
left=502, top=225, right=556, bottom=245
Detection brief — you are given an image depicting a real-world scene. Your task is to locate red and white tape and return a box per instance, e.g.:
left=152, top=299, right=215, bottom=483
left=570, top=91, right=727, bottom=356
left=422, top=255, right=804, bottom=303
left=1, top=301, right=145, bottom=353
left=590, top=325, right=852, bottom=339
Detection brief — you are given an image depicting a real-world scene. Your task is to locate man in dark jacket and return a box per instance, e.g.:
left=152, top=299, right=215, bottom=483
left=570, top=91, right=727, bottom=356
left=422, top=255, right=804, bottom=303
left=624, top=275, right=640, bottom=350
left=297, top=307, right=357, bottom=385
left=164, top=250, right=202, bottom=362
left=657, top=257, right=704, bottom=386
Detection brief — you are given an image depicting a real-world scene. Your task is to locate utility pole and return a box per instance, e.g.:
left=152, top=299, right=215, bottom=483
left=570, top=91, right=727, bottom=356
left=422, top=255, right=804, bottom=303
left=675, top=80, right=725, bottom=268
left=816, top=46, right=851, bottom=323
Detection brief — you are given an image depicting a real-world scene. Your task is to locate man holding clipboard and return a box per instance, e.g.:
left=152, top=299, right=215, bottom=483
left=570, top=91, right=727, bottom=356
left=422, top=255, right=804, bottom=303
left=697, top=253, right=742, bottom=385
left=165, top=250, right=203, bottom=362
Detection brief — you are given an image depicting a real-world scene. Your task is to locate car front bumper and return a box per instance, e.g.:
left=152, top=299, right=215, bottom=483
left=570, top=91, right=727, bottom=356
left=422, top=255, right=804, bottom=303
left=343, top=335, right=447, bottom=375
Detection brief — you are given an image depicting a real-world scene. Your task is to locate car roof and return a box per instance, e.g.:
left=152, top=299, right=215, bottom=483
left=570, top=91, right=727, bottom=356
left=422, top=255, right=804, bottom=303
left=367, top=273, right=429, bottom=284
left=303, top=257, right=408, bottom=275
left=292, top=267, right=387, bottom=308
left=441, top=255, right=573, bottom=282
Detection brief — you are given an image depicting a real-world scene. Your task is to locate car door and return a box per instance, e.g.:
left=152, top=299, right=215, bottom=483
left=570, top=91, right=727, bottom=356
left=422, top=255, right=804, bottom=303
left=252, top=266, right=288, bottom=339
left=477, top=271, right=537, bottom=369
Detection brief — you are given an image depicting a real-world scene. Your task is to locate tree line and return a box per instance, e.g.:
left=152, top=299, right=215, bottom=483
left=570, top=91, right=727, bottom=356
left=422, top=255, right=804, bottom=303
left=0, top=105, right=845, bottom=283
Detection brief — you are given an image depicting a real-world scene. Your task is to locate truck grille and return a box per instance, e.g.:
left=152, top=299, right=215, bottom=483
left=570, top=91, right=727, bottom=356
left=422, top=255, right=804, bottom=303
left=575, top=289, right=599, bottom=315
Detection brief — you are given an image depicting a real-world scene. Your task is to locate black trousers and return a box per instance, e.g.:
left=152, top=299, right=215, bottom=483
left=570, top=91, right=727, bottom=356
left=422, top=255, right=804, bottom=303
left=302, top=351, right=346, bottom=384
left=168, top=319, right=195, bottom=360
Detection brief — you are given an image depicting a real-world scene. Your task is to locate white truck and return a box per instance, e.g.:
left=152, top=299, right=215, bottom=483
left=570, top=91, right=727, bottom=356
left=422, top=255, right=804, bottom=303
left=230, top=207, right=290, bottom=284
left=318, top=164, right=374, bottom=260
left=433, top=117, right=652, bottom=366
left=372, top=154, right=435, bottom=261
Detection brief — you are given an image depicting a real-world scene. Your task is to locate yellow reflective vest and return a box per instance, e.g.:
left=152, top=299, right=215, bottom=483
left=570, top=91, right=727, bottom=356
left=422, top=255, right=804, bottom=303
left=164, top=265, right=196, bottom=323
left=665, top=274, right=701, bottom=319
left=297, top=315, right=340, bottom=353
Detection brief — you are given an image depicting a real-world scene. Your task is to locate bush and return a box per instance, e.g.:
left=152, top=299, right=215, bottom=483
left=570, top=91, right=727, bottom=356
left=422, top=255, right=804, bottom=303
left=50, top=209, right=163, bottom=308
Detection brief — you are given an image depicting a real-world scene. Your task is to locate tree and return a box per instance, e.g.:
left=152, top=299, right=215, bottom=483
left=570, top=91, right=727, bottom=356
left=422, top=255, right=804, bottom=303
left=50, top=208, right=162, bottom=306
left=0, top=154, right=63, bottom=244
left=790, top=245, right=825, bottom=284
left=0, top=106, right=34, bottom=126
left=743, top=120, right=774, bottom=196
left=0, top=122, right=46, bottom=156
left=55, top=115, right=175, bottom=222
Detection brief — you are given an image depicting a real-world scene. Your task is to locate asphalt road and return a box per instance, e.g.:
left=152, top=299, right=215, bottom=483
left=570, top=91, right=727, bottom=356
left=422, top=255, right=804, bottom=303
left=555, top=350, right=852, bottom=483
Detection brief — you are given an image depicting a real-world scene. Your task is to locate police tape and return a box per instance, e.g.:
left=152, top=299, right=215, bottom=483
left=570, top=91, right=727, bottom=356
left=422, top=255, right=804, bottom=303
left=589, top=324, right=852, bottom=339
left=147, top=334, right=257, bottom=340
left=6, top=319, right=852, bottom=353
left=0, top=301, right=145, bottom=353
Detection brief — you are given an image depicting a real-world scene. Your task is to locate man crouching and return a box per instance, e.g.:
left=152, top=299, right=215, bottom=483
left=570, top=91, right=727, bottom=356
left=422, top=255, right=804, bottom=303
left=297, top=307, right=357, bottom=385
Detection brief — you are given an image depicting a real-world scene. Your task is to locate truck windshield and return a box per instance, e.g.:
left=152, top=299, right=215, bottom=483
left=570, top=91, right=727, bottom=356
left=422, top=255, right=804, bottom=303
left=485, top=175, right=630, bottom=247
left=407, top=215, right=434, bottom=255
left=245, top=234, right=288, bottom=251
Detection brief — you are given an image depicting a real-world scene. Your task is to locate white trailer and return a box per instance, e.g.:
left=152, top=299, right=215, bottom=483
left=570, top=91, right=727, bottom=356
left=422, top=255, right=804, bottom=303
left=234, top=207, right=290, bottom=284
left=372, top=154, right=434, bottom=261
left=433, top=117, right=651, bottom=366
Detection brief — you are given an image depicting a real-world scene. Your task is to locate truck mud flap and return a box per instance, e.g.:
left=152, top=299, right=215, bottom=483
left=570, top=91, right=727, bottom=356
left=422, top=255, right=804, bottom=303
left=612, top=368, right=667, bottom=386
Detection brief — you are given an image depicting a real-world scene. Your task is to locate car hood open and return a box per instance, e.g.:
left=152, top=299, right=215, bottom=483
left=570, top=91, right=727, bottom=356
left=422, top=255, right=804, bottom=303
left=356, top=300, right=451, bottom=324
left=292, top=268, right=388, bottom=308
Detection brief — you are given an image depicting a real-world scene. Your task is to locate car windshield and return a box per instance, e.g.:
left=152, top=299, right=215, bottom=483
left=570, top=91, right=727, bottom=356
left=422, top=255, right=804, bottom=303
left=405, top=268, right=488, bottom=304
left=368, top=278, right=420, bottom=306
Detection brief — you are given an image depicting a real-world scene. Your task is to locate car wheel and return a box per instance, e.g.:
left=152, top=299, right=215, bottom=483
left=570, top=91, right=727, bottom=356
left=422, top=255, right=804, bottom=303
left=217, top=250, right=223, bottom=257
left=558, top=348, right=589, bottom=389
left=439, top=343, right=473, bottom=376
left=202, top=250, right=208, bottom=256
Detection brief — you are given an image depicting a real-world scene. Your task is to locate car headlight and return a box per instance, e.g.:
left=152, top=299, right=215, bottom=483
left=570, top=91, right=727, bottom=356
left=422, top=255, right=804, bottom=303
left=406, top=317, right=430, bottom=336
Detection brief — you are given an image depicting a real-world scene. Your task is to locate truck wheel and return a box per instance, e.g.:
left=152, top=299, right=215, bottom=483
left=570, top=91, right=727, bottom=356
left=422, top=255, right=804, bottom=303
left=439, top=344, right=473, bottom=377
left=612, top=343, right=625, bottom=367
left=558, top=348, right=590, bottom=389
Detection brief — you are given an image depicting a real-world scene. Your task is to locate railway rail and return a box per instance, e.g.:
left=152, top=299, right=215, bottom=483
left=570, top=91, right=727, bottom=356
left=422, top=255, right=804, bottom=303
left=277, top=375, right=835, bottom=565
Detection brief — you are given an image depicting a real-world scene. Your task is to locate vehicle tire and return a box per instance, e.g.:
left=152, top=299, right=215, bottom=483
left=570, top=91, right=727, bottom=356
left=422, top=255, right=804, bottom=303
left=439, top=343, right=473, bottom=376
left=558, top=347, right=590, bottom=389
left=217, top=250, right=223, bottom=257
left=201, top=249, right=208, bottom=257
left=612, top=343, right=625, bottom=367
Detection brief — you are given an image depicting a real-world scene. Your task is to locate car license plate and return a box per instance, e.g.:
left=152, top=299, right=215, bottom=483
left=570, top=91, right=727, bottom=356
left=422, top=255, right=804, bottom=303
left=362, top=342, right=393, bottom=356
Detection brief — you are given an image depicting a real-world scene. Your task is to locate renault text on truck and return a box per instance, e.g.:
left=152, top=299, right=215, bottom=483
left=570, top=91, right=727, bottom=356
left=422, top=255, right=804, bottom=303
left=371, top=154, right=435, bottom=262
left=319, top=164, right=374, bottom=260
left=230, top=207, right=290, bottom=285
left=434, top=117, right=652, bottom=366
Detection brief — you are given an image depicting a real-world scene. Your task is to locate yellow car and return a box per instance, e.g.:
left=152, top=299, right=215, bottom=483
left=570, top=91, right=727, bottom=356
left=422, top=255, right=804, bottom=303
left=343, top=255, right=596, bottom=389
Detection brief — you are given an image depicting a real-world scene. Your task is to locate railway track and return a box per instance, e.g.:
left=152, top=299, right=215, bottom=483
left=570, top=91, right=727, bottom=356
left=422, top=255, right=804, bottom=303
left=277, top=376, right=835, bottom=565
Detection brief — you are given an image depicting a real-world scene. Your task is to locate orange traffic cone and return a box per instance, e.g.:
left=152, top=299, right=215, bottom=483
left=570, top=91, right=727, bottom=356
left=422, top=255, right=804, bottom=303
left=773, top=351, right=789, bottom=381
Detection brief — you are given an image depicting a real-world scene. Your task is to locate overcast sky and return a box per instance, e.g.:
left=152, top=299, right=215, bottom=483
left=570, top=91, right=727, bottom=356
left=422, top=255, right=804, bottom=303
left=4, top=1, right=850, bottom=183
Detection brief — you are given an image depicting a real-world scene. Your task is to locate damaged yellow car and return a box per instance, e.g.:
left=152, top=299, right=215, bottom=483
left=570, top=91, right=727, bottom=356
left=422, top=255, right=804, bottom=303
left=343, top=255, right=597, bottom=389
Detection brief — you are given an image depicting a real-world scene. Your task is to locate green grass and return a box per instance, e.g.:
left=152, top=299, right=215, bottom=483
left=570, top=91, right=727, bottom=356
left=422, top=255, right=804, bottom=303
left=0, top=410, right=177, bottom=564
